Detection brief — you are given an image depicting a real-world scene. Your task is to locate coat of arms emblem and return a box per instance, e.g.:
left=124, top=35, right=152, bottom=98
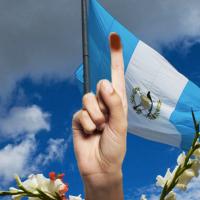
left=130, top=87, right=162, bottom=120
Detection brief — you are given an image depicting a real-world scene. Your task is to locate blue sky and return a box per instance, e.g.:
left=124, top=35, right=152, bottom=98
left=0, top=1, right=200, bottom=200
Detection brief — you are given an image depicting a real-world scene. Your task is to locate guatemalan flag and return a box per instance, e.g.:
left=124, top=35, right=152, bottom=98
left=76, top=0, right=200, bottom=150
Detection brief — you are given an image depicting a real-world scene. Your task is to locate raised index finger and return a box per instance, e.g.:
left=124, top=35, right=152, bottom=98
left=109, top=33, right=127, bottom=114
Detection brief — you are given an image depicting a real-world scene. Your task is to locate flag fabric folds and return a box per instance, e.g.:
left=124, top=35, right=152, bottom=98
left=76, top=0, right=200, bottom=150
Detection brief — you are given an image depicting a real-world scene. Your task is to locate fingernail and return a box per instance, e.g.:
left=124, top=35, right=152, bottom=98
left=110, top=33, right=122, bottom=51
left=102, top=80, right=114, bottom=94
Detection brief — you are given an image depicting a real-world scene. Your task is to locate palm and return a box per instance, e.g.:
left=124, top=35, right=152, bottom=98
left=73, top=121, right=126, bottom=176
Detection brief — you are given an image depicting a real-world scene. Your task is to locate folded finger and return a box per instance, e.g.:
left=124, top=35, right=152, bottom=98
left=82, top=93, right=106, bottom=129
left=78, top=110, right=97, bottom=135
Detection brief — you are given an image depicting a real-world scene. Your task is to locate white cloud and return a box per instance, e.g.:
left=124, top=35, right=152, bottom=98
left=0, top=105, right=50, bottom=139
left=102, top=0, right=200, bottom=49
left=0, top=138, right=35, bottom=184
left=0, top=104, right=52, bottom=185
left=0, top=1, right=200, bottom=98
left=36, top=138, right=67, bottom=166
left=0, top=0, right=82, bottom=98
left=0, top=137, right=68, bottom=185
left=36, top=135, right=72, bottom=166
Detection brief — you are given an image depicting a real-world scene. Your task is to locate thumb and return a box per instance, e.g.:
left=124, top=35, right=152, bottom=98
left=99, top=80, right=127, bottom=135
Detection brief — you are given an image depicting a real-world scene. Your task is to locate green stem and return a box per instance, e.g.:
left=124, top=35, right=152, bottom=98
left=0, top=191, right=25, bottom=196
left=159, top=111, right=200, bottom=200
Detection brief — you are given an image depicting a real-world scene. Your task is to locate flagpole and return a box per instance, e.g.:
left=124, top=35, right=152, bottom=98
left=81, top=0, right=90, bottom=94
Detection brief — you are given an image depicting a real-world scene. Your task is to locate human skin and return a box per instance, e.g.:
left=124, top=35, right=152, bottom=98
left=72, top=33, right=128, bottom=200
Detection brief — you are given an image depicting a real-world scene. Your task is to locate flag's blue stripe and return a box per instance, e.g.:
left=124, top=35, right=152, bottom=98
left=75, top=64, right=84, bottom=83
left=75, top=64, right=84, bottom=94
left=170, top=81, right=200, bottom=149
left=76, top=0, right=139, bottom=92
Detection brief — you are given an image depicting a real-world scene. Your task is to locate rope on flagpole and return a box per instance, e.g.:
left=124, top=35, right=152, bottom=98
left=81, top=0, right=90, bottom=94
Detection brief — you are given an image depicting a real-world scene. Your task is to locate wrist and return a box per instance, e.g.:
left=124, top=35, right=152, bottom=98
left=83, top=170, right=123, bottom=188
left=83, top=171, right=124, bottom=200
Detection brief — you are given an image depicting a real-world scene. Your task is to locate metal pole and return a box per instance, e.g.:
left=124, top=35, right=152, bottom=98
left=81, top=0, right=90, bottom=94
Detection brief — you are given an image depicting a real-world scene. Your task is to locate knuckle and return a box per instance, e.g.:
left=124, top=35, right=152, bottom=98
left=72, top=111, right=80, bottom=122
left=82, top=93, right=94, bottom=106
left=81, top=110, right=88, bottom=119
left=80, top=111, right=96, bottom=133
left=72, top=111, right=81, bottom=129
left=97, top=80, right=104, bottom=86
left=85, top=125, right=96, bottom=134
left=93, top=114, right=105, bottom=126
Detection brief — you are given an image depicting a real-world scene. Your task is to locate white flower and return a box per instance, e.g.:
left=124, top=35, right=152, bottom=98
left=23, top=174, right=48, bottom=193
left=69, top=194, right=83, bottom=200
left=47, top=178, right=65, bottom=195
left=157, top=151, right=200, bottom=192
left=177, top=152, right=186, bottom=166
left=164, top=191, right=176, bottom=200
left=11, top=174, right=68, bottom=200
left=193, top=140, right=200, bottom=158
left=12, top=195, right=23, bottom=200
left=176, top=169, right=195, bottom=191
left=140, top=194, right=147, bottom=200
left=26, top=174, right=67, bottom=196
left=156, top=167, right=177, bottom=188
left=156, top=169, right=172, bottom=187
left=9, top=187, right=22, bottom=192
left=191, top=160, right=200, bottom=177
left=176, top=159, right=200, bottom=191
left=9, top=187, right=24, bottom=200
left=193, top=148, right=200, bottom=158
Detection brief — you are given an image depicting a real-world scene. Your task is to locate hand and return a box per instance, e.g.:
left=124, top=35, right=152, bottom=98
left=72, top=33, right=128, bottom=199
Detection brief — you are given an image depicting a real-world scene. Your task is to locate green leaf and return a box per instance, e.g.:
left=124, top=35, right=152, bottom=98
left=191, top=109, right=199, bottom=133
left=196, top=123, right=200, bottom=133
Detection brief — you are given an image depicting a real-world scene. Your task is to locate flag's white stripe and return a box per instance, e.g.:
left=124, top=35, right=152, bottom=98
left=125, top=41, right=188, bottom=147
